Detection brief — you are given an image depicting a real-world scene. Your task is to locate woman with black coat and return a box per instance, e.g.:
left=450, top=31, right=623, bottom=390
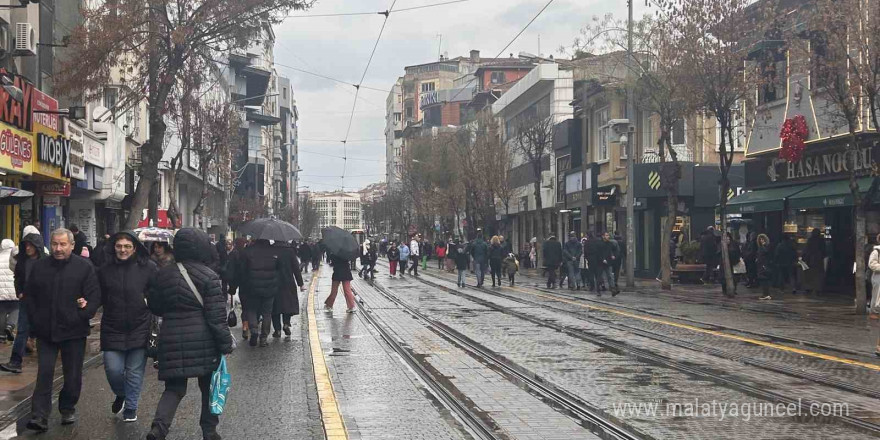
left=146, top=228, right=233, bottom=440
left=756, top=234, right=775, bottom=300
left=272, top=242, right=305, bottom=338
left=488, top=236, right=504, bottom=287
left=98, top=231, right=158, bottom=422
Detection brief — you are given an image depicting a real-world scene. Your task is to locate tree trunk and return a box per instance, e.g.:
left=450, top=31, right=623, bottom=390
left=661, top=192, right=678, bottom=290
left=124, top=116, right=165, bottom=230
left=854, top=204, right=867, bottom=314
left=719, top=174, right=735, bottom=297
left=534, top=178, right=544, bottom=268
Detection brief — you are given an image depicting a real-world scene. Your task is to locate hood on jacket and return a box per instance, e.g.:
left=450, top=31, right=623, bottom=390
left=22, top=225, right=40, bottom=237
left=18, top=233, right=46, bottom=259
left=1, top=239, right=13, bottom=251
left=111, top=231, right=151, bottom=264
left=172, top=228, right=214, bottom=264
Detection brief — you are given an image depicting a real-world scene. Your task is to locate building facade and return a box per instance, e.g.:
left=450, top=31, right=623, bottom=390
left=313, top=191, right=363, bottom=233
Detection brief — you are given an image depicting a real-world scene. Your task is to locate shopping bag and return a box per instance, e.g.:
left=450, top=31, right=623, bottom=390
left=733, top=259, right=746, bottom=274
left=227, top=297, right=237, bottom=328
left=210, top=356, right=231, bottom=415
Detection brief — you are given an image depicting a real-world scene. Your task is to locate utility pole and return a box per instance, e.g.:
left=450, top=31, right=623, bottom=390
left=625, top=0, right=635, bottom=288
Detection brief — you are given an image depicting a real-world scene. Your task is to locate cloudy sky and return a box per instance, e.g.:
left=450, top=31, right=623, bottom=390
left=274, top=0, right=649, bottom=192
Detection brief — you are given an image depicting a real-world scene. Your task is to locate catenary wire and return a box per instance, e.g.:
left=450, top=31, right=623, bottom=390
left=287, top=0, right=469, bottom=18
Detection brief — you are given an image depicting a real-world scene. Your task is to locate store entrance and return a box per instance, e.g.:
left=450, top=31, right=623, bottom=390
left=824, top=208, right=855, bottom=293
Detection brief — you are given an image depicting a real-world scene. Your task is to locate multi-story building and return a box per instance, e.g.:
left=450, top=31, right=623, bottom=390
left=313, top=191, right=363, bottom=232
left=278, top=76, right=300, bottom=210
left=385, top=78, right=404, bottom=184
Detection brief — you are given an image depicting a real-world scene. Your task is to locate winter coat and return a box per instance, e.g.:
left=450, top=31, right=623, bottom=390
left=274, top=245, right=303, bottom=316
left=387, top=246, right=400, bottom=261
left=25, top=254, right=101, bottom=343
left=98, top=231, right=158, bottom=352
left=502, top=253, right=519, bottom=275
left=410, top=240, right=420, bottom=257
left=0, top=240, right=16, bottom=301
left=774, top=239, right=797, bottom=268
left=609, top=240, right=621, bottom=264
left=869, top=245, right=880, bottom=274
left=563, top=238, right=583, bottom=264
left=756, top=243, right=774, bottom=281
left=237, top=240, right=281, bottom=299
left=298, top=243, right=313, bottom=262
left=700, top=231, right=718, bottom=260
left=148, top=228, right=233, bottom=381
left=489, top=243, right=504, bottom=262
left=151, top=251, right=176, bottom=269
left=9, top=225, right=43, bottom=272
left=73, top=231, right=90, bottom=256
left=453, top=244, right=470, bottom=270
left=330, top=254, right=354, bottom=282
left=585, top=239, right=610, bottom=266
left=469, top=239, right=489, bottom=265
left=14, top=233, right=45, bottom=295
left=398, top=244, right=410, bottom=262
left=542, top=238, right=563, bottom=268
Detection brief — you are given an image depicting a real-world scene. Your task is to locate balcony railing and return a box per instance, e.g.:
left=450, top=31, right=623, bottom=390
left=639, top=145, right=693, bottom=163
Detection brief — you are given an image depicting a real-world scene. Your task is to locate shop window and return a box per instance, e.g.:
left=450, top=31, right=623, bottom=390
left=758, top=50, right=786, bottom=105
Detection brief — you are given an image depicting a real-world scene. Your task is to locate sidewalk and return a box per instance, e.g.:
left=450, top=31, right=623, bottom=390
left=427, top=264, right=880, bottom=358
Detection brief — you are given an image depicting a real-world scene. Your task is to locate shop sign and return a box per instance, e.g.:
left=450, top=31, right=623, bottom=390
left=567, top=190, right=584, bottom=204
left=745, top=142, right=879, bottom=188
left=42, top=195, right=61, bottom=206
left=593, top=185, right=618, bottom=206
left=64, top=120, right=86, bottom=181
left=34, top=126, right=71, bottom=180
left=419, top=91, right=439, bottom=108
left=83, top=135, right=104, bottom=166
left=32, top=88, right=59, bottom=132
left=0, top=124, right=34, bottom=175
left=37, top=181, right=71, bottom=196
left=0, top=69, right=35, bottom=131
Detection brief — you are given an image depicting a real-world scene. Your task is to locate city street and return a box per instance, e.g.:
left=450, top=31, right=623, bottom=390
left=0, top=262, right=878, bottom=439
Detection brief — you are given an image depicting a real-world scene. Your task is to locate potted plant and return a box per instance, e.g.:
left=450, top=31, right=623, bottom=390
left=674, top=241, right=706, bottom=284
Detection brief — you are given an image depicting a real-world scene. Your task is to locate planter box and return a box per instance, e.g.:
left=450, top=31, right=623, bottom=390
left=673, top=264, right=706, bottom=284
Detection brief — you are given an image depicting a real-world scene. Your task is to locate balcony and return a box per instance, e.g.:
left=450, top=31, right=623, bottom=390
left=245, top=107, right=281, bottom=126
left=640, top=145, right=694, bottom=163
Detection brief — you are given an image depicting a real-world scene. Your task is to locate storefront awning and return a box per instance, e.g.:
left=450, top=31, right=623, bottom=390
left=788, top=177, right=878, bottom=209
left=726, top=183, right=813, bottom=214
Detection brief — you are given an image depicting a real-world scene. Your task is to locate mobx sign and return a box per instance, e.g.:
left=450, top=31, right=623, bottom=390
left=37, top=133, right=71, bottom=178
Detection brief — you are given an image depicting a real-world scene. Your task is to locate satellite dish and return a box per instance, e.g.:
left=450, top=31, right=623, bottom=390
left=92, top=105, right=111, bottom=122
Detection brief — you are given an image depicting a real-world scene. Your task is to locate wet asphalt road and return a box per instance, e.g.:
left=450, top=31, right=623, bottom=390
left=1, top=298, right=322, bottom=440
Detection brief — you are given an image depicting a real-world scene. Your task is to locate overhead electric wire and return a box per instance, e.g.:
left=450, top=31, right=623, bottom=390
left=287, top=0, right=469, bottom=18
left=273, top=61, right=391, bottom=93
left=300, top=138, right=385, bottom=142
left=299, top=149, right=384, bottom=162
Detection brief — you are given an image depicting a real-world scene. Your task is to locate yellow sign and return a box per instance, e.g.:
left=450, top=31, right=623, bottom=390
left=32, top=124, right=71, bottom=182
left=0, top=123, right=34, bottom=175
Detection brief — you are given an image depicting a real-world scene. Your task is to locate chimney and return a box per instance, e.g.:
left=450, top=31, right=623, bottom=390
left=470, top=49, right=480, bottom=63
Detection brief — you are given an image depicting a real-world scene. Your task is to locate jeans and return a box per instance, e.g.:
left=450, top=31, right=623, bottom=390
left=272, top=314, right=293, bottom=332
left=490, top=259, right=502, bottom=286
left=31, top=338, right=86, bottom=420
left=594, top=264, right=616, bottom=292
left=457, top=269, right=466, bottom=286
left=703, top=256, right=717, bottom=282
left=566, top=261, right=582, bottom=288
left=8, top=301, right=29, bottom=366
left=0, top=301, right=18, bottom=335
left=474, top=262, right=486, bottom=286
left=103, top=348, right=147, bottom=411
left=547, top=264, right=558, bottom=287
left=408, top=256, right=419, bottom=276
left=150, top=374, right=217, bottom=438
left=246, top=296, right=274, bottom=339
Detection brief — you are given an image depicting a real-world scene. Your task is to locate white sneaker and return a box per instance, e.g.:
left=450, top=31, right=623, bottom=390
left=346, top=307, right=357, bottom=313
left=759, top=295, right=772, bottom=300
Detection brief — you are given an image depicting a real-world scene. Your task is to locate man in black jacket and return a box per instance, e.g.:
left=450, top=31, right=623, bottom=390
left=237, top=239, right=281, bottom=347
left=298, top=241, right=313, bottom=274
left=542, top=236, right=563, bottom=289
left=700, top=226, right=719, bottom=283
left=24, top=228, right=101, bottom=432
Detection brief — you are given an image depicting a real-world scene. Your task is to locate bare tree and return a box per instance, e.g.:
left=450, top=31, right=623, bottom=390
left=191, top=101, right=240, bottom=228
left=55, top=0, right=314, bottom=230
left=295, top=192, right=320, bottom=239
left=512, top=116, right=555, bottom=267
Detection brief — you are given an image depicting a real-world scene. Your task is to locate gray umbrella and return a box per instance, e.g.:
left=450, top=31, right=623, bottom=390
left=239, top=218, right=303, bottom=242
left=321, top=226, right=359, bottom=261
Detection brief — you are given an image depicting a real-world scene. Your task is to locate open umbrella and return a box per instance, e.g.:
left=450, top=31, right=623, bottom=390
left=239, top=218, right=302, bottom=242
left=133, top=227, right=175, bottom=243
left=321, top=226, right=359, bottom=261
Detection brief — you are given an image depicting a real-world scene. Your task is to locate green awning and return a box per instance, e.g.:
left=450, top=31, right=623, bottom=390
left=788, top=177, right=878, bottom=209
left=726, top=183, right=814, bottom=214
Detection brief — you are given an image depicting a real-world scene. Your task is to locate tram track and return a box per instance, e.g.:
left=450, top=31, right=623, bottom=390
left=371, top=263, right=880, bottom=436
left=350, top=276, right=649, bottom=440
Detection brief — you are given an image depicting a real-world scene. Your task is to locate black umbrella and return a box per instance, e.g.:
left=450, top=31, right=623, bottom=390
left=239, top=218, right=303, bottom=242
left=321, top=226, right=359, bottom=261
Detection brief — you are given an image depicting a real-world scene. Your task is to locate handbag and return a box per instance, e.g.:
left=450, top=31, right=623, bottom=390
left=733, top=258, right=746, bottom=274
left=227, top=296, right=237, bottom=328
left=209, top=356, right=231, bottom=415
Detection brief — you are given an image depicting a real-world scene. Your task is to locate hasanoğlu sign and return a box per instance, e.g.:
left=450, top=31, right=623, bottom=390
left=745, top=142, right=879, bottom=188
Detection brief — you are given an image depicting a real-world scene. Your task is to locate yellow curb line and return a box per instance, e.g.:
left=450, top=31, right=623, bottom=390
left=428, top=268, right=880, bottom=372
left=307, top=268, right=349, bottom=439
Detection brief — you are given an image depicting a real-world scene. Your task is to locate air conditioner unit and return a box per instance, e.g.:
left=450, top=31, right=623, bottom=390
left=15, top=22, right=35, bottom=55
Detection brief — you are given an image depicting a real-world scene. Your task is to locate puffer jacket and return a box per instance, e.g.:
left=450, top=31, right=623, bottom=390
left=869, top=245, right=880, bottom=274
left=237, top=240, right=280, bottom=299
left=98, top=231, right=158, bottom=352
left=0, top=239, right=16, bottom=301
left=148, top=228, right=233, bottom=381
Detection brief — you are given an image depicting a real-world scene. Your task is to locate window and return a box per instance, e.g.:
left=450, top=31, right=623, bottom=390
left=596, top=108, right=609, bottom=162
left=421, top=82, right=435, bottom=93
left=671, top=119, right=686, bottom=148
left=641, top=111, right=654, bottom=154
left=758, top=50, right=786, bottom=105
left=405, top=106, right=413, bottom=119
left=394, top=112, right=401, bottom=123
left=283, top=88, right=288, bottom=100
left=490, top=71, right=506, bottom=85
left=103, top=87, right=119, bottom=111
left=810, top=31, right=842, bottom=91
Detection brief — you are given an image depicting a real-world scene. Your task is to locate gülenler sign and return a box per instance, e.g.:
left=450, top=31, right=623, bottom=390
left=36, top=132, right=72, bottom=179
left=745, top=142, right=879, bottom=188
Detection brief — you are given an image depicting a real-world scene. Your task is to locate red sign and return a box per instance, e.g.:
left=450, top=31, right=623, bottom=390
left=32, top=88, right=59, bottom=131
left=137, top=209, right=181, bottom=229
left=0, top=69, right=34, bottom=131
left=37, top=182, right=70, bottom=196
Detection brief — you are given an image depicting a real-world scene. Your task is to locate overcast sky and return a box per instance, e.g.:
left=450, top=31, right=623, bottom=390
left=274, top=0, right=649, bottom=192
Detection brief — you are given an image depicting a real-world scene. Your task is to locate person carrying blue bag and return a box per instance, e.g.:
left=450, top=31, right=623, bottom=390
left=146, top=228, right=234, bottom=440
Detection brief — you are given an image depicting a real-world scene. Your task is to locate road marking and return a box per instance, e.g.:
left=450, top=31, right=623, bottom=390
left=307, top=268, right=349, bottom=440
left=425, top=268, right=880, bottom=372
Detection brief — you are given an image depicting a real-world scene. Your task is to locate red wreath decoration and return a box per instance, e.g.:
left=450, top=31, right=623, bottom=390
left=779, top=115, right=809, bottom=162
